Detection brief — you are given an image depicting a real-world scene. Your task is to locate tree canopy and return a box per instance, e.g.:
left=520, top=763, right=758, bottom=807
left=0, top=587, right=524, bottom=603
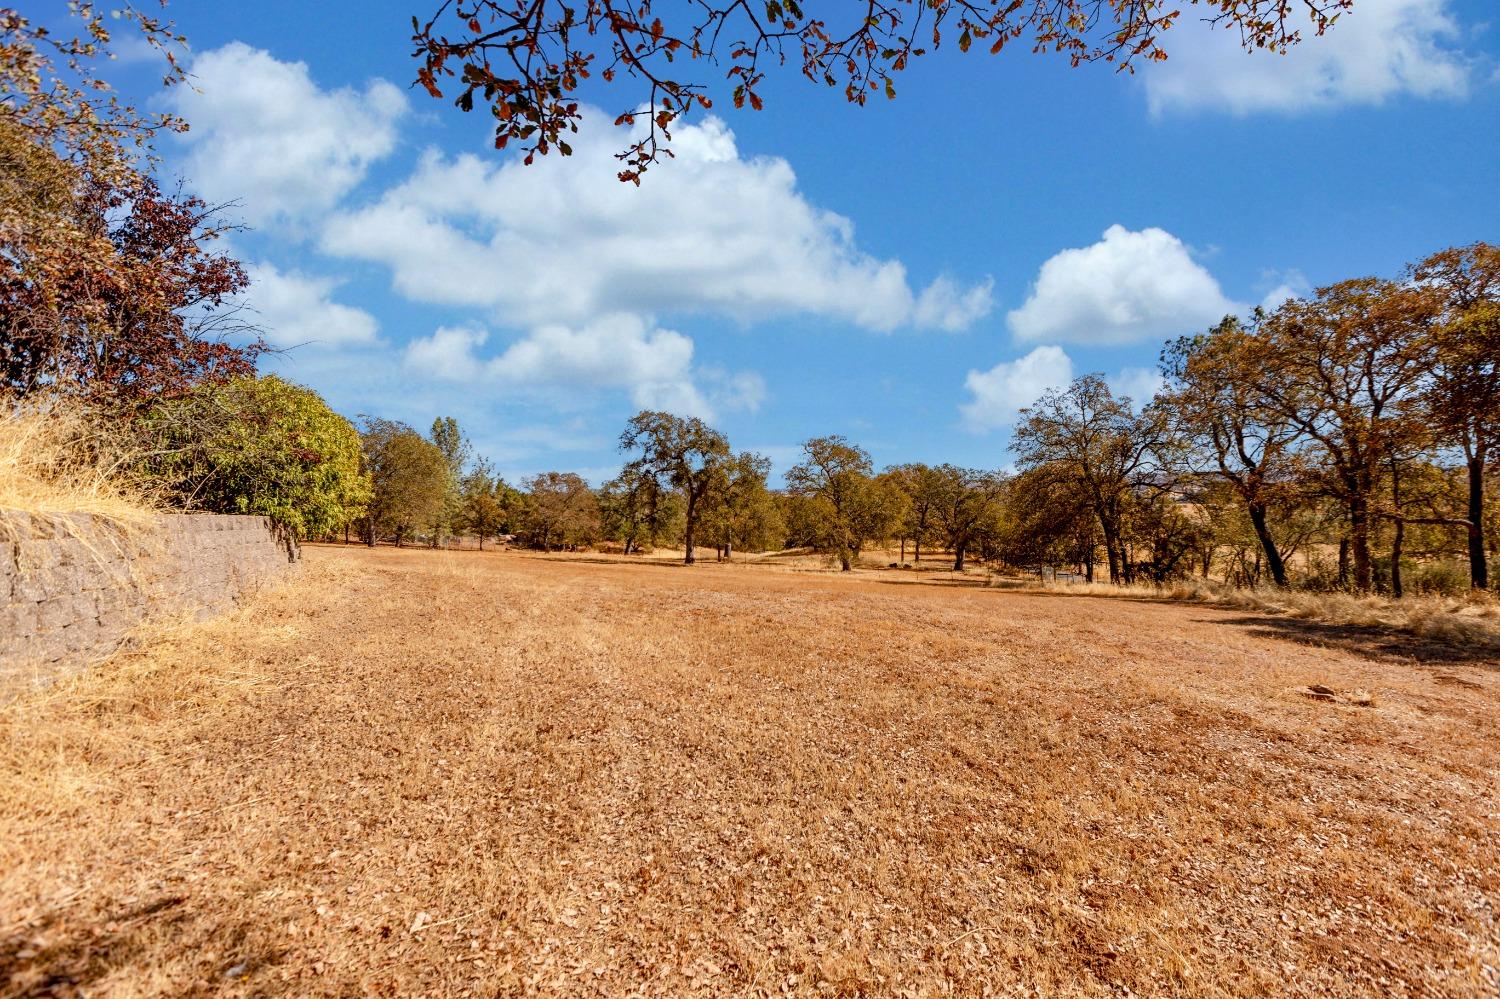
left=786, top=435, right=902, bottom=571
left=0, top=6, right=262, bottom=407
left=0, top=2, right=187, bottom=182
left=413, top=0, right=1356, bottom=181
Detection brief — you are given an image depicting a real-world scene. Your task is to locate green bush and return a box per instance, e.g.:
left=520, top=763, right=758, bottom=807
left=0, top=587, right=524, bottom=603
left=1402, top=560, right=1472, bottom=596
left=143, top=375, right=371, bottom=540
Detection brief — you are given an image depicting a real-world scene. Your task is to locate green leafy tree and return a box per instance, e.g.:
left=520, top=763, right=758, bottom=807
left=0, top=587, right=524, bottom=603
left=619, top=410, right=730, bottom=564
left=885, top=463, right=945, bottom=563
left=1125, top=492, right=1211, bottom=584
left=786, top=435, right=897, bottom=571
left=428, top=416, right=473, bottom=547
left=600, top=462, right=683, bottom=554
left=458, top=457, right=510, bottom=549
left=995, top=463, right=1098, bottom=580
left=701, top=451, right=779, bottom=560
left=144, top=375, right=369, bottom=542
left=930, top=465, right=1005, bottom=571
left=359, top=417, right=449, bottom=547
left=521, top=471, right=601, bottom=551
left=848, top=472, right=906, bottom=564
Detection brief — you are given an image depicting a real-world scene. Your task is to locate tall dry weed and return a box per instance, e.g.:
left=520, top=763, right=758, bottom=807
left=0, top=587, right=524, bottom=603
left=0, top=396, right=157, bottom=536
left=1022, top=574, right=1500, bottom=653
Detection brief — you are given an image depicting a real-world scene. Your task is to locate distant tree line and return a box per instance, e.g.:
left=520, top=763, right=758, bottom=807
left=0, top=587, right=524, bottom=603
left=318, top=241, right=1496, bottom=599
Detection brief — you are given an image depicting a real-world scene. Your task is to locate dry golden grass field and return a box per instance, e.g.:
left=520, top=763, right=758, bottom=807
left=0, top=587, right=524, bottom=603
left=2, top=545, right=1498, bottom=997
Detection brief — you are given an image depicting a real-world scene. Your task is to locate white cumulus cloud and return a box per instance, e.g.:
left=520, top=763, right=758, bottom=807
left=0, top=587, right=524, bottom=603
left=1259, top=270, right=1313, bottom=311
left=962, top=349, right=1177, bottom=431
left=322, top=112, right=992, bottom=332
left=403, top=314, right=761, bottom=421
left=171, top=42, right=408, bottom=225
left=403, top=324, right=489, bottom=382
left=1146, top=0, right=1473, bottom=115
left=961, top=345, right=1075, bottom=431
left=245, top=262, right=379, bottom=348
left=1008, top=225, right=1240, bottom=346
left=1106, top=366, right=1166, bottom=407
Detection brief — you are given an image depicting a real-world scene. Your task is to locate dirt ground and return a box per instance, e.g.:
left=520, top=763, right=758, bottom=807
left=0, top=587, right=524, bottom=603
left=2, top=545, right=1497, bottom=997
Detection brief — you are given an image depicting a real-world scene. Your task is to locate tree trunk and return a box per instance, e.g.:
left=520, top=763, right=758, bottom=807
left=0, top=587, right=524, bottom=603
left=952, top=542, right=966, bottom=572
left=900, top=537, right=906, bottom=563
left=1102, top=531, right=1122, bottom=584
left=1468, top=449, right=1489, bottom=590
left=725, top=541, right=732, bottom=562
left=683, top=492, right=697, bottom=565
left=1247, top=503, right=1288, bottom=587
left=1391, top=518, right=1405, bottom=599
left=1349, top=497, right=1373, bottom=592
left=839, top=550, right=852, bottom=572
left=914, top=540, right=920, bottom=563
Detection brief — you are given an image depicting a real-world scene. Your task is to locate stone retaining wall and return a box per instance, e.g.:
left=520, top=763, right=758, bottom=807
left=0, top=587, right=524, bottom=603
left=0, top=513, right=297, bottom=692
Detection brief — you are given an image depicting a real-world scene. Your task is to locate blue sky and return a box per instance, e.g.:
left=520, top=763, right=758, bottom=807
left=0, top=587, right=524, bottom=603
left=109, top=0, right=1500, bottom=484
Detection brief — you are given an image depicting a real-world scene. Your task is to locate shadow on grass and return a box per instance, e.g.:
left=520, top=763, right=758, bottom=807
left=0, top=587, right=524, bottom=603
left=522, top=555, right=708, bottom=569
left=860, top=575, right=996, bottom=590
left=1202, top=613, right=1500, bottom=669
left=0, top=895, right=284, bottom=997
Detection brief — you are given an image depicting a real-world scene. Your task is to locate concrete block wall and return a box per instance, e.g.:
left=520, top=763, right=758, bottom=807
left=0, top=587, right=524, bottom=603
left=0, top=513, right=297, bottom=691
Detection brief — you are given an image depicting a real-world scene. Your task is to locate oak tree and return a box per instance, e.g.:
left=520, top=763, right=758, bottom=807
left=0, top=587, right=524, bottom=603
left=786, top=435, right=900, bottom=571
left=701, top=451, right=779, bottom=560
left=521, top=470, right=602, bottom=551
left=619, top=410, right=730, bottom=564
left=1160, top=316, right=1301, bottom=586
left=600, top=462, right=680, bottom=554
left=995, top=462, right=1099, bottom=580
left=1249, top=279, right=1438, bottom=592
left=885, top=462, right=945, bottom=563
left=1013, top=376, right=1168, bottom=584
left=930, top=464, right=1005, bottom=571
left=359, top=417, right=450, bottom=547
left=458, top=457, right=513, bottom=548
left=1411, top=243, right=1500, bottom=589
